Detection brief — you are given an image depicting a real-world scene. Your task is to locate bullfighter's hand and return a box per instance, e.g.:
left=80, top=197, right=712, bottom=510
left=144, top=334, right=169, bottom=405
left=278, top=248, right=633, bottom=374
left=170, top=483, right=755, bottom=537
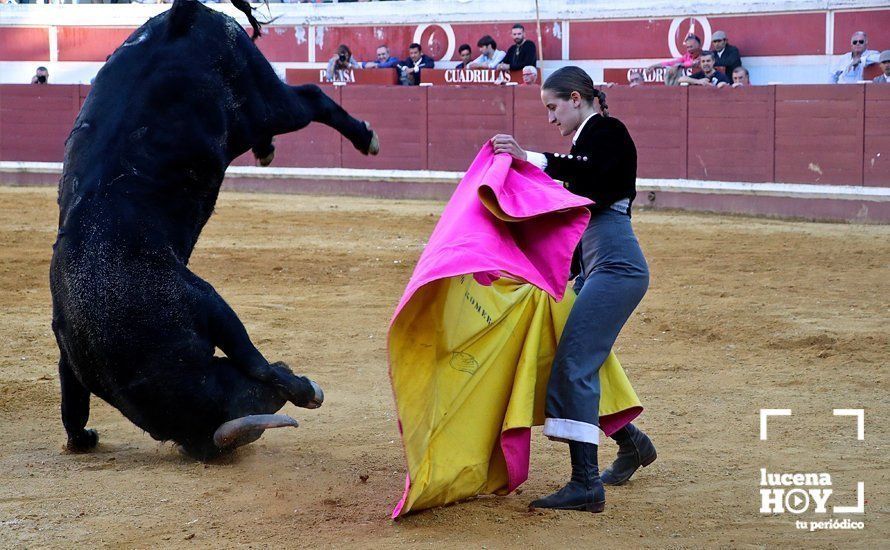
left=490, top=134, right=527, bottom=161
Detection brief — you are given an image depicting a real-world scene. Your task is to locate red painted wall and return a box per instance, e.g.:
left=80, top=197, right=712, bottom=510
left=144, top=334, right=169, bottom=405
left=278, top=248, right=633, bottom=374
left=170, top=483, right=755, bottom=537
left=58, top=27, right=135, bottom=62
left=832, top=9, right=890, bottom=55
left=256, top=26, right=310, bottom=62
left=709, top=13, right=826, bottom=56
left=0, top=28, right=50, bottom=61
left=2, top=83, right=886, bottom=191
left=570, top=13, right=827, bottom=60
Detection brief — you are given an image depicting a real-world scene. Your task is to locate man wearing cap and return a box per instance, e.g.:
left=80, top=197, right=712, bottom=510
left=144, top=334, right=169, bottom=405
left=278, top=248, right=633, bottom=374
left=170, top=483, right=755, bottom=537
left=831, top=31, right=879, bottom=84
left=711, top=31, right=741, bottom=79
left=874, top=51, right=890, bottom=84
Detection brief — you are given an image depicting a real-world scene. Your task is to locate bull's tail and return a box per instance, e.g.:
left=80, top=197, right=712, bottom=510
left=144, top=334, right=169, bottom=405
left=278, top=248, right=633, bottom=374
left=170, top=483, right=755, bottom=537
left=231, top=0, right=269, bottom=42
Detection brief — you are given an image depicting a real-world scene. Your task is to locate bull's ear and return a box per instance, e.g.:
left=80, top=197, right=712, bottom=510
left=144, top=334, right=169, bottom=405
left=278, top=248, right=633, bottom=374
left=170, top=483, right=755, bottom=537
left=168, top=0, right=201, bottom=39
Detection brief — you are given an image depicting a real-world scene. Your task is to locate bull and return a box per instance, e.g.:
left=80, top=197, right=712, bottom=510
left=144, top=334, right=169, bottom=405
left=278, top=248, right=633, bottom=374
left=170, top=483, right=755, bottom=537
left=50, top=0, right=379, bottom=460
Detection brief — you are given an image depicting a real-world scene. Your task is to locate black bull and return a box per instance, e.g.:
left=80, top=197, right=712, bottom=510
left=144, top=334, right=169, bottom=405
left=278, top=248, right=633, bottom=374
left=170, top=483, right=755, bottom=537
left=50, top=0, right=379, bottom=460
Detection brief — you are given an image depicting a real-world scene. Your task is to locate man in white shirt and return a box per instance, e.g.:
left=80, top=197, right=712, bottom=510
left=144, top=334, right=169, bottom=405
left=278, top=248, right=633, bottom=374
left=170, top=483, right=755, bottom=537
left=831, top=31, right=880, bottom=84
left=468, top=35, right=506, bottom=69
left=874, top=50, right=890, bottom=84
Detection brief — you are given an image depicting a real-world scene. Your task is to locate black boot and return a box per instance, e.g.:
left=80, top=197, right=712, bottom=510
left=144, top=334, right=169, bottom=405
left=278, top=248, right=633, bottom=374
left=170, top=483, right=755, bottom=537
left=530, top=441, right=605, bottom=513
left=600, top=423, right=657, bottom=486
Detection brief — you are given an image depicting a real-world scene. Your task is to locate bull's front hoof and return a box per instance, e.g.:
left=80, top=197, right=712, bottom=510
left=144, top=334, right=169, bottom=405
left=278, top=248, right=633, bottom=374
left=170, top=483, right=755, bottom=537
left=364, top=121, right=380, bottom=156
left=66, top=429, right=99, bottom=453
left=256, top=150, right=275, bottom=167
left=303, top=379, right=324, bottom=409
left=254, top=146, right=275, bottom=167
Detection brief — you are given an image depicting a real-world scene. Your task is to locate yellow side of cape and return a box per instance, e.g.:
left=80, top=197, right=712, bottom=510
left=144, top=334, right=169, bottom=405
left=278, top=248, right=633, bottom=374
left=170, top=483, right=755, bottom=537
left=389, top=275, right=641, bottom=515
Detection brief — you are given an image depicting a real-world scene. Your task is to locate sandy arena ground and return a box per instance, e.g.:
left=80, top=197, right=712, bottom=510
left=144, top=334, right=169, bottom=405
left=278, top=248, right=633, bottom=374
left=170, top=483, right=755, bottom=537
left=0, top=186, right=887, bottom=548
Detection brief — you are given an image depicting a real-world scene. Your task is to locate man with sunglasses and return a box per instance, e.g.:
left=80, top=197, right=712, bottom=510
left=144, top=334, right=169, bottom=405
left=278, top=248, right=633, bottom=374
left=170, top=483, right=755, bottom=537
left=710, top=31, right=741, bottom=80
left=831, top=31, right=879, bottom=84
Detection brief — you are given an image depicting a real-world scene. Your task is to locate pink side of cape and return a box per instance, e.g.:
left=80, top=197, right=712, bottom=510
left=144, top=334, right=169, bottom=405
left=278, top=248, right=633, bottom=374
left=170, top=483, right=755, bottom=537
left=390, top=143, right=593, bottom=519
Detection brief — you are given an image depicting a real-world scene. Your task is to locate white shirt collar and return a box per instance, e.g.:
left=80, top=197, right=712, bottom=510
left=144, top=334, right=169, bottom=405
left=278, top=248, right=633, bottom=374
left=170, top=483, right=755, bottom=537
left=573, top=113, right=597, bottom=144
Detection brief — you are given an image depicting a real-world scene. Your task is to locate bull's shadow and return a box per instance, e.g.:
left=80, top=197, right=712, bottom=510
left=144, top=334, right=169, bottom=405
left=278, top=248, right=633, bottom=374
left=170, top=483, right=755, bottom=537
left=50, top=0, right=379, bottom=460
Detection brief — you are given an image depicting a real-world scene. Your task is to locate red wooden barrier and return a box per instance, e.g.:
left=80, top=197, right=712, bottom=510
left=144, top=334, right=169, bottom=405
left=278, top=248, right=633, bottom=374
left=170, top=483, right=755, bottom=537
left=686, top=85, right=775, bottom=182
left=775, top=85, right=864, bottom=185
left=426, top=86, right=513, bottom=171
left=605, top=86, right=688, bottom=179
left=864, top=84, right=890, bottom=187
left=0, top=84, right=79, bottom=162
left=1, top=83, right=887, bottom=191
left=340, top=85, right=427, bottom=170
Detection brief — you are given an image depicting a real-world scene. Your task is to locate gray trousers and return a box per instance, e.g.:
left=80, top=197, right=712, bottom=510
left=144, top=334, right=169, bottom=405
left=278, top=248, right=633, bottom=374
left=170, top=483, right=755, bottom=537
left=542, top=207, right=649, bottom=444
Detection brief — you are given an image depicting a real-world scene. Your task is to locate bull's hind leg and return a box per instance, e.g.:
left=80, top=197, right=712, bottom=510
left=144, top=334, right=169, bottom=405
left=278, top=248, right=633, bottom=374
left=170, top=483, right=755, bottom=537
left=59, top=355, right=98, bottom=452
left=288, top=84, right=379, bottom=155
left=191, top=276, right=323, bottom=409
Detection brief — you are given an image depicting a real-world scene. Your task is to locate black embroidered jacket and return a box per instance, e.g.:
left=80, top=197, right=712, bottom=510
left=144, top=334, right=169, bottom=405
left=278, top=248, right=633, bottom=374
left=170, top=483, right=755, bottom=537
left=543, top=114, right=637, bottom=214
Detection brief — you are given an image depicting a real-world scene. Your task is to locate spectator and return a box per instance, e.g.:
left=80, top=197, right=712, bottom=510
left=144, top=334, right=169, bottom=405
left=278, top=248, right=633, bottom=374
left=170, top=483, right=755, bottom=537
left=873, top=50, right=890, bottom=84
left=831, top=31, right=879, bottom=84
left=648, top=34, right=702, bottom=85
left=396, top=43, right=434, bottom=86
left=363, top=45, right=399, bottom=69
left=731, top=66, right=750, bottom=87
left=325, top=44, right=361, bottom=82
left=628, top=71, right=644, bottom=87
left=678, top=51, right=730, bottom=86
left=31, top=66, right=49, bottom=85
left=521, top=65, right=538, bottom=85
left=468, top=35, right=506, bottom=69
left=455, top=44, right=473, bottom=69
left=717, top=66, right=751, bottom=88
left=497, top=24, right=538, bottom=72
left=710, top=31, right=741, bottom=78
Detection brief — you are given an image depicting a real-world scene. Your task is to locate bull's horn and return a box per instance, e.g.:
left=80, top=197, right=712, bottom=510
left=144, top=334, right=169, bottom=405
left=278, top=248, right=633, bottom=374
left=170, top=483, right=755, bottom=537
left=213, top=414, right=299, bottom=449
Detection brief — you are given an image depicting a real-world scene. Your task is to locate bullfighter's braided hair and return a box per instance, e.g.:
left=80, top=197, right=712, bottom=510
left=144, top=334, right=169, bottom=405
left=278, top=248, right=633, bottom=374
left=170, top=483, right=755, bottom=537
left=231, top=0, right=267, bottom=42
left=542, top=66, right=610, bottom=117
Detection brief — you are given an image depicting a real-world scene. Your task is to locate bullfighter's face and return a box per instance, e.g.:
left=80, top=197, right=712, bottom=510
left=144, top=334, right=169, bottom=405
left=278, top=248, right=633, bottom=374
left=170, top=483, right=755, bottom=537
left=541, top=88, right=585, bottom=137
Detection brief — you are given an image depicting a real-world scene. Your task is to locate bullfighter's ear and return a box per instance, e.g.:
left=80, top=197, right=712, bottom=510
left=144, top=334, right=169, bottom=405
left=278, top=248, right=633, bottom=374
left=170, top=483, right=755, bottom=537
left=168, top=0, right=201, bottom=39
